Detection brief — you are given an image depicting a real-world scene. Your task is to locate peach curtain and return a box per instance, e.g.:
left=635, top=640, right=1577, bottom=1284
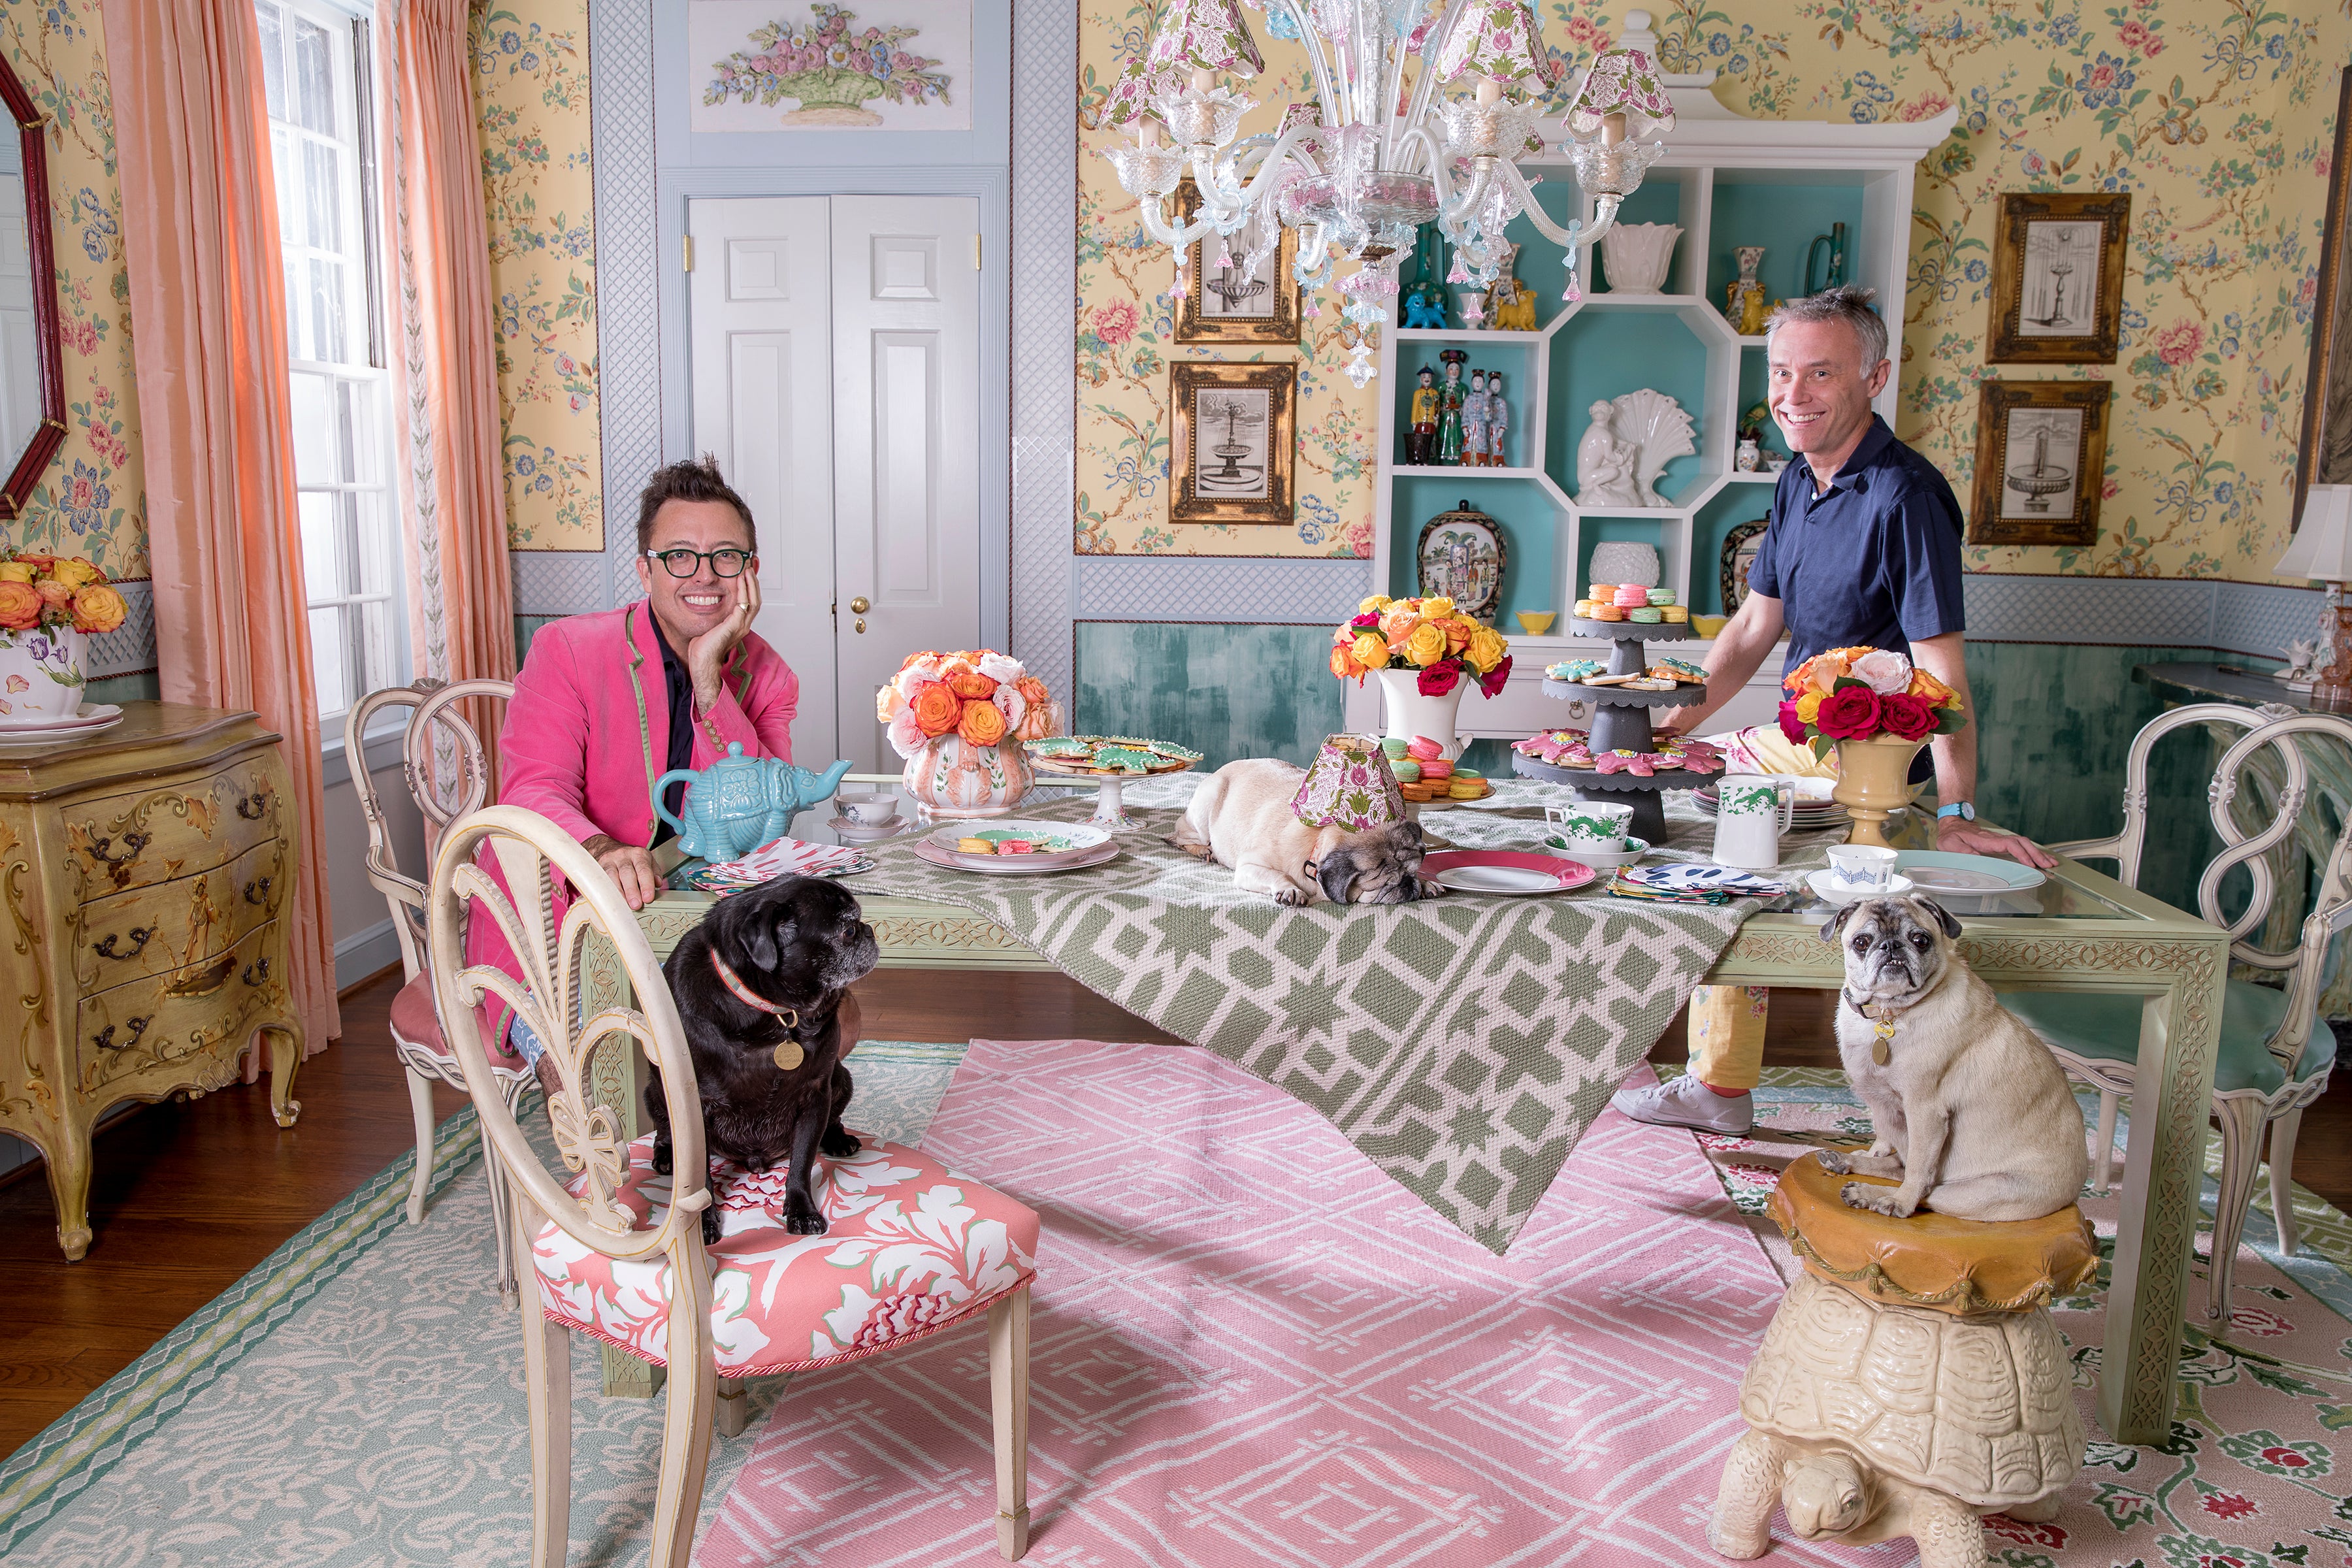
left=105, top=0, right=340, bottom=1053
left=377, top=0, right=516, bottom=810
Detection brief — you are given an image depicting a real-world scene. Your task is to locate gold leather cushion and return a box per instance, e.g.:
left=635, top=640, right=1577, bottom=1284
left=1768, top=1152, right=2099, bottom=1316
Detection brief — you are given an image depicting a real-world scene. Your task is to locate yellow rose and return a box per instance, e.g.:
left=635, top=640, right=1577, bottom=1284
left=69, top=583, right=126, bottom=634
left=50, top=557, right=103, bottom=589
left=1795, top=691, right=1822, bottom=724
left=1403, top=622, right=1449, bottom=667
left=1422, top=596, right=1455, bottom=617
left=0, top=563, right=35, bottom=584
left=1465, top=626, right=1507, bottom=673
left=1351, top=632, right=1389, bottom=670
left=1357, top=595, right=1392, bottom=614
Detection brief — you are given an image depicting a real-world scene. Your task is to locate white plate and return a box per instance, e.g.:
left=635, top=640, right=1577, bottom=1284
left=0, top=702, right=123, bottom=734
left=1892, top=851, right=2049, bottom=896
left=1805, top=870, right=1917, bottom=904
left=828, top=813, right=913, bottom=844
left=911, top=838, right=1119, bottom=875
left=1431, top=863, right=1573, bottom=894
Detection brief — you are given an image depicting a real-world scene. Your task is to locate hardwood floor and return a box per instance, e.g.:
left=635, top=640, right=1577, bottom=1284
left=3, top=965, right=2347, bottom=1464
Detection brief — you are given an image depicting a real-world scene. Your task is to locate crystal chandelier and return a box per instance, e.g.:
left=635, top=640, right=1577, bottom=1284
left=1101, top=0, right=1676, bottom=387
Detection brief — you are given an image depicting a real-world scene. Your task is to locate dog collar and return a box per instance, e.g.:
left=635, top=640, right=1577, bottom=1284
left=1842, top=988, right=1900, bottom=1066
left=709, top=951, right=809, bottom=1071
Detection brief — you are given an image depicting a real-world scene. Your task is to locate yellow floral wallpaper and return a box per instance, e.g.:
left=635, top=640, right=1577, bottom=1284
left=1077, top=0, right=2351, bottom=581
left=472, top=1, right=602, bottom=551
left=0, top=0, right=142, bottom=578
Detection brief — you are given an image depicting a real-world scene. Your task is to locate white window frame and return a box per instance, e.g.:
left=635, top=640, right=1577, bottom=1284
left=258, top=0, right=408, bottom=744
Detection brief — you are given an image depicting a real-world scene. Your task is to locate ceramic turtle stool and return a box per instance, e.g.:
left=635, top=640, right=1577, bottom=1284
left=1709, top=1152, right=2100, bottom=1567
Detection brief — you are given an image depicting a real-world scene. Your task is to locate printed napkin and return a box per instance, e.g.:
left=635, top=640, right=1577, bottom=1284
left=686, top=836, right=877, bottom=894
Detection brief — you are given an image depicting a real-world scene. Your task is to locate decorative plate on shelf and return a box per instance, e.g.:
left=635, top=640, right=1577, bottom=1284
left=1414, top=500, right=1506, bottom=626
left=1720, top=518, right=1769, bottom=615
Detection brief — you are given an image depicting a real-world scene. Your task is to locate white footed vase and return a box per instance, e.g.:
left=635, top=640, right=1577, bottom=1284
left=1600, top=222, right=1682, bottom=295
left=1375, top=666, right=1466, bottom=761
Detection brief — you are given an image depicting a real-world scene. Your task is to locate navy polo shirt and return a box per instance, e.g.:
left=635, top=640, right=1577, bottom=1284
left=1748, top=416, right=1968, bottom=677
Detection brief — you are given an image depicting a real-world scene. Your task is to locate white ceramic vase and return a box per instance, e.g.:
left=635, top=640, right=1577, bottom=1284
left=1600, top=221, right=1682, bottom=295
left=0, top=625, right=85, bottom=725
left=1588, top=540, right=1660, bottom=590
left=1375, top=666, right=1466, bottom=762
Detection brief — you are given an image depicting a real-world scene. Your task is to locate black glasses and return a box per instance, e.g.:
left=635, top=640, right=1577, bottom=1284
left=645, top=547, right=753, bottom=579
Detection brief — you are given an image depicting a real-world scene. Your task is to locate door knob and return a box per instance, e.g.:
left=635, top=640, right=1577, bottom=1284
left=849, top=596, right=870, bottom=614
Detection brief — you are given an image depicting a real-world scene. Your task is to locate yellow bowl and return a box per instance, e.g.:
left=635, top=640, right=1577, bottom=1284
left=1691, top=613, right=1731, bottom=638
left=1514, top=611, right=1558, bottom=636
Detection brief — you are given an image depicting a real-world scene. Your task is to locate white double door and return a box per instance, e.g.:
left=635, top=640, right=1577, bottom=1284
left=687, top=195, right=981, bottom=770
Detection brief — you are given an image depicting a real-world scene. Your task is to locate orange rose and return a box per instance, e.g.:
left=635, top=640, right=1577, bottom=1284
left=1330, top=644, right=1362, bottom=681
left=1015, top=674, right=1050, bottom=710
left=33, top=579, right=71, bottom=606
left=957, top=696, right=1007, bottom=747
left=900, top=650, right=936, bottom=670
left=947, top=668, right=998, bottom=700
left=1445, top=617, right=1473, bottom=652
left=0, top=581, right=40, bottom=630
left=1907, top=667, right=1959, bottom=707
left=69, top=583, right=125, bottom=633
left=909, top=681, right=962, bottom=737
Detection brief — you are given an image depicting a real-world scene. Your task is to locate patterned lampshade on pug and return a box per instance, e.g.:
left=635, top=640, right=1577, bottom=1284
left=1291, top=734, right=1407, bottom=830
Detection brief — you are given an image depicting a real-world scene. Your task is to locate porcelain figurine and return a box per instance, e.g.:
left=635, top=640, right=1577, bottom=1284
left=653, top=742, right=855, bottom=862
left=1737, top=434, right=1761, bottom=472
left=1484, top=242, right=1537, bottom=330
left=1574, top=401, right=1641, bottom=508
left=1462, top=370, right=1490, bottom=468
left=1484, top=372, right=1509, bottom=466
left=1400, top=226, right=1450, bottom=329
left=1405, top=365, right=1440, bottom=465
left=1726, top=245, right=1767, bottom=333
left=1436, top=348, right=1467, bottom=465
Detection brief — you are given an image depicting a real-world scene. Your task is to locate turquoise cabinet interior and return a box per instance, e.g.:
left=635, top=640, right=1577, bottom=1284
left=1703, top=173, right=1869, bottom=313
left=1387, top=476, right=1557, bottom=625
left=1543, top=308, right=1710, bottom=503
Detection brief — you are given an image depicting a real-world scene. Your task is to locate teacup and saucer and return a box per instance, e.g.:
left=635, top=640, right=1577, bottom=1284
left=1542, top=801, right=1650, bottom=868
left=832, top=790, right=911, bottom=843
left=1805, top=843, right=1914, bottom=906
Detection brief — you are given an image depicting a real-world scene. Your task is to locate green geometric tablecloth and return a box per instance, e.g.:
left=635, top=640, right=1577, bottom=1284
left=843, top=777, right=1846, bottom=1253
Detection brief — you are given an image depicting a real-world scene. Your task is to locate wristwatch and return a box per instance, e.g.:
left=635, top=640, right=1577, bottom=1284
left=1936, top=802, right=1976, bottom=822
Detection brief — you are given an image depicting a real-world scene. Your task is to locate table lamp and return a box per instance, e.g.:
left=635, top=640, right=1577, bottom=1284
left=2275, top=483, right=2352, bottom=711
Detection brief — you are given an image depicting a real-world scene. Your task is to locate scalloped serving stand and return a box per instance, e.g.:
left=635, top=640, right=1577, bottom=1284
left=1028, top=754, right=1196, bottom=830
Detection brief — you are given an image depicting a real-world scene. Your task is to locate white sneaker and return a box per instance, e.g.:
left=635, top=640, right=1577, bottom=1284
left=1612, top=1072, right=1754, bottom=1135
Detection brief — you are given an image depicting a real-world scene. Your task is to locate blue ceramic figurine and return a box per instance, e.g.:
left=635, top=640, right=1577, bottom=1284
left=653, top=743, right=855, bottom=863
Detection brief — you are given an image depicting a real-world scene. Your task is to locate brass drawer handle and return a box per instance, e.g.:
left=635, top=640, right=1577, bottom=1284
left=93, top=926, right=155, bottom=960
left=91, top=1016, right=152, bottom=1054
left=165, top=955, right=237, bottom=999
left=235, top=792, right=268, bottom=821
left=243, top=875, right=272, bottom=906
left=86, top=830, right=151, bottom=868
left=242, top=956, right=270, bottom=987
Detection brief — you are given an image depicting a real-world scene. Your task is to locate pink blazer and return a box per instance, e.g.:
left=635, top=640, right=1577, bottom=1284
left=465, top=600, right=800, bottom=1045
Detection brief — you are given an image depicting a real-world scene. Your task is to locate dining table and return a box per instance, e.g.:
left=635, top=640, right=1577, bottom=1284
left=583, top=779, right=2227, bottom=1447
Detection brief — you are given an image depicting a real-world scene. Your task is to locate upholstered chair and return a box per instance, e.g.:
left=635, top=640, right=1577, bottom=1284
left=2000, top=703, right=2352, bottom=1321
left=427, top=803, right=1037, bottom=1566
left=346, top=678, right=536, bottom=1303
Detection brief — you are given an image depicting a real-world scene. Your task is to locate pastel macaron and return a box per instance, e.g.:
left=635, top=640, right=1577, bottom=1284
left=1406, top=735, right=1445, bottom=761
left=1392, top=759, right=1423, bottom=783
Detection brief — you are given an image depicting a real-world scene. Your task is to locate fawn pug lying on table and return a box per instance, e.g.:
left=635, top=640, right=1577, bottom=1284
left=1170, top=758, right=1440, bottom=906
left=1820, top=895, right=2088, bottom=1222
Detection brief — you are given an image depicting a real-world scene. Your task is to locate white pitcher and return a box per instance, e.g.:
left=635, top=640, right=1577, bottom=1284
left=1712, top=774, right=1796, bottom=870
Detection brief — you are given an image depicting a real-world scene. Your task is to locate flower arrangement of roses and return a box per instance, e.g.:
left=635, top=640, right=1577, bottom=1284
left=877, top=649, right=1064, bottom=760
left=1776, top=645, right=1965, bottom=759
left=1329, top=595, right=1513, bottom=698
left=0, top=551, right=127, bottom=643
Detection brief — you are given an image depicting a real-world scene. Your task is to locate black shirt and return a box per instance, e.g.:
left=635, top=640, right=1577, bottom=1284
left=653, top=619, right=693, bottom=848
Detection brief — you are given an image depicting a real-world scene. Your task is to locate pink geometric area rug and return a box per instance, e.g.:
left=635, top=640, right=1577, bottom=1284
left=695, top=1041, right=1881, bottom=1567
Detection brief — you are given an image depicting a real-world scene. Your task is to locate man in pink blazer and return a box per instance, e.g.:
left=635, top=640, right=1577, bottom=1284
left=468, top=458, right=804, bottom=1062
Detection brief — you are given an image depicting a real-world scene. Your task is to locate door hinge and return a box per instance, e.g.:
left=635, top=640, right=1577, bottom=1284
left=683, top=235, right=694, bottom=273
left=972, top=233, right=982, bottom=271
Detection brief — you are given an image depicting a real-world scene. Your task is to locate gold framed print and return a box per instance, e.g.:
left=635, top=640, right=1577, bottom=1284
left=1965, top=380, right=2112, bottom=547
left=1986, top=191, right=2131, bottom=364
left=2296, top=69, right=2352, bottom=522
left=1169, top=361, right=1296, bottom=525
left=1173, top=180, right=1300, bottom=346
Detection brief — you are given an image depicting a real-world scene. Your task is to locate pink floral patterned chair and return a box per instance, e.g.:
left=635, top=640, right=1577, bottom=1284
left=427, top=804, right=1037, bottom=1567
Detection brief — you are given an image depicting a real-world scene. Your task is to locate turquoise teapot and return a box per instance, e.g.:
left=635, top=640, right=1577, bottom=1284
left=653, top=743, right=853, bottom=863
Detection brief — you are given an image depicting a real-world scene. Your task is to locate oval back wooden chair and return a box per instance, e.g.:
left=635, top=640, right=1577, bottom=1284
left=346, top=678, right=534, bottom=1303
left=2004, top=703, right=2352, bottom=1321
left=429, top=804, right=1039, bottom=1567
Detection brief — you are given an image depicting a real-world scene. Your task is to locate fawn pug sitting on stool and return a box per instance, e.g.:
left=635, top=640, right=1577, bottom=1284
left=1820, top=895, right=2087, bottom=1222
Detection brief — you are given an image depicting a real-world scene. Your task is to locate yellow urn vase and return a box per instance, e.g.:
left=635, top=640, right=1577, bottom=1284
left=1832, top=735, right=1927, bottom=847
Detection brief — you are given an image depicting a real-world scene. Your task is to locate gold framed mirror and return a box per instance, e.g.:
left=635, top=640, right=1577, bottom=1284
left=0, top=50, right=63, bottom=519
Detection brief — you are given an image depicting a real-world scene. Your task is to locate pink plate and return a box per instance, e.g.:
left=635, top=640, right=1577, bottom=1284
left=1422, top=849, right=1599, bottom=896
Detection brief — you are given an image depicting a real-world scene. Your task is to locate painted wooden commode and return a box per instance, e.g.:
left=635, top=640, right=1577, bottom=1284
left=0, top=702, right=305, bottom=1260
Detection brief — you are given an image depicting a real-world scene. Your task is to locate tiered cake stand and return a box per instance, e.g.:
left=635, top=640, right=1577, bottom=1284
left=1511, top=615, right=1706, bottom=843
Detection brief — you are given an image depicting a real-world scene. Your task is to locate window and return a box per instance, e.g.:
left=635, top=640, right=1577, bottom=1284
left=257, top=0, right=402, bottom=724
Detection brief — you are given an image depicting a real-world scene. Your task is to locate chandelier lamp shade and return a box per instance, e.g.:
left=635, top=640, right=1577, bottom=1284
left=1100, top=0, right=1676, bottom=387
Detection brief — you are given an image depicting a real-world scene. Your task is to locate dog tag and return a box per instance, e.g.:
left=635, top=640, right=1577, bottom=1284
left=1870, top=1019, right=1895, bottom=1066
left=774, top=1039, right=805, bottom=1071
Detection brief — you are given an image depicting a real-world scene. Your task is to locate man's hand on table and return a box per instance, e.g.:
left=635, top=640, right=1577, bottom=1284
left=687, top=566, right=762, bottom=717
left=1936, top=815, right=2058, bottom=869
left=583, top=833, right=666, bottom=909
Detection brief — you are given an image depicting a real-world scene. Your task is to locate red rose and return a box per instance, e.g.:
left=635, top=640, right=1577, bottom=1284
left=1478, top=654, right=1512, bottom=698
left=1812, top=686, right=1882, bottom=740
left=1878, top=691, right=1935, bottom=741
left=1417, top=661, right=1461, bottom=696
left=1777, top=699, right=1808, bottom=744
left=1350, top=613, right=1382, bottom=630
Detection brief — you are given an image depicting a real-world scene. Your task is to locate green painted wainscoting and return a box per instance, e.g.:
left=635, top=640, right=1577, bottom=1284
left=1073, top=621, right=1345, bottom=770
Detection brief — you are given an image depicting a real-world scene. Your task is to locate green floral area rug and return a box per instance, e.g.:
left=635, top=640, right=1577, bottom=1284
left=0, top=1041, right=968, bottom=1567
left=1671, top=1064, right=2352, bottom=1567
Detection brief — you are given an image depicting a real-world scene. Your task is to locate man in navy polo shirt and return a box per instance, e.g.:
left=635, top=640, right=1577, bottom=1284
left=1612, top=286, right=2053, bottom=1136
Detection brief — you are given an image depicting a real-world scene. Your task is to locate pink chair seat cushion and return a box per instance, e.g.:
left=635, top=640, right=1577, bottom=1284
left=531, top=1132, right=1039, bottom=1377
left=387, top=972, right=527, bottom=1071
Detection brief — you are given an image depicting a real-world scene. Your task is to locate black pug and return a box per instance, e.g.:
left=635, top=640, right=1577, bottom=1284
left=647, top=875, right=881, bottom=1244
